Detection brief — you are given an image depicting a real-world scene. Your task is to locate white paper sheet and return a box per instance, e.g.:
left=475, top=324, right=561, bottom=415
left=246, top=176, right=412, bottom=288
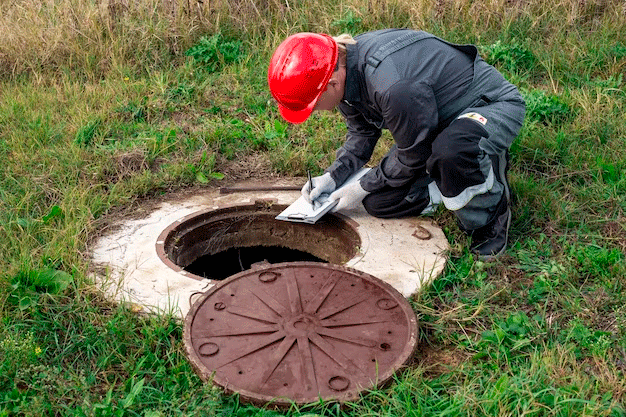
left=276, top=167, right=370, bottom=224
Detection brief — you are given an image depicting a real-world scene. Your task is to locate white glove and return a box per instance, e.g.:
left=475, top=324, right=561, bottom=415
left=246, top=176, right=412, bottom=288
left=302, top=172, right=336, bottom=204
left=420, top=181, right=443, bottom=215
left=329, top=181, right=370, bottom=212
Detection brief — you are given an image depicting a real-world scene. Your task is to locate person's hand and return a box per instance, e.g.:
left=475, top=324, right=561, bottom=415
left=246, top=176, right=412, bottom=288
left=301, top=172, right=336, bottom=204
left=329, top=181, right=370, bottom=212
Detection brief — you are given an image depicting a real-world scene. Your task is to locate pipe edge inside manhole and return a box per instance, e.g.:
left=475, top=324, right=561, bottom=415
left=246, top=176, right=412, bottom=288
left=156, top=201, right=361, bottom=281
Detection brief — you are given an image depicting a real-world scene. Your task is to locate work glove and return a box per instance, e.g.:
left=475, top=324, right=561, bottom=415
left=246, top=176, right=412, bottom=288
left=420, top=181, right=443, bottom=215
left=302, top=172, right=336, bottom=204
left=329, top=181, right=370, bottom=212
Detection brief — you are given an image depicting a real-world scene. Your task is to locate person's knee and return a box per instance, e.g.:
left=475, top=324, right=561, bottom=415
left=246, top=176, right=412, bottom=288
left=428, top=118, right=489, bottom=171
left=427, top=118, right=493, bottom=204
left=362, top=193, right=384, bottom=217
left=362, top=186, right=429, bottom=219
left=362, top=192, right=398, bottom=218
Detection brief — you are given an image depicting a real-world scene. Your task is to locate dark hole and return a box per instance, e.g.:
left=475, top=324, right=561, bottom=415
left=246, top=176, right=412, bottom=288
left=185, top=246, right=326, bottom=281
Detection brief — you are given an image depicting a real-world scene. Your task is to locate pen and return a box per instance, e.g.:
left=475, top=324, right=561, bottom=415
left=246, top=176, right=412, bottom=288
left=307, top=170, right=315, bottom=209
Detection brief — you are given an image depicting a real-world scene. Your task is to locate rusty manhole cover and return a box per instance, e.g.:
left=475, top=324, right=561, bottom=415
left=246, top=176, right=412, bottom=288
left=184, top=262, right=418, bottom=405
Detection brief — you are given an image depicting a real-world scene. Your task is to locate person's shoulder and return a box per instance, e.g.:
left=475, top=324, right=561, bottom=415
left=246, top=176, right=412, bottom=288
left=355, top=28, right=439, bottom=49
left=356, top=28, right=416, bottom=40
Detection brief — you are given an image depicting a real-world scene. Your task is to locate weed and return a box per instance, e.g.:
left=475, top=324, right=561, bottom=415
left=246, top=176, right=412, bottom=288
left=527, top=266, right=565, bottom=303
left=8, top=267, right=73, bottom=311
left=559, top=319, right=613, bottom=359
left=481, top=38, right=538, bottom=78
left=188, top=151, right=224, bottom=184
left=331, top=10, right=363, bottom=33
left=116, top=101, right=147, bottom=122
left=258, top=119, right=288, bottom=150
left=591, top=73, right=624, bottom=91
left=428, top=251, right=475, bottom=294
left=568, top=243, right=624, bottom=281
left=522, top=89, right=574, bottom=125
left=165, top=83, right=197, bottom=105
left=596, top=157, right=624, bottom=184
left=473, top=311, right=540, bottom=367
left=0, top=331, right=43, bottom=379
left=92, top=377, right=146, bottom=416
left=186, top=33, right=244, bottom=73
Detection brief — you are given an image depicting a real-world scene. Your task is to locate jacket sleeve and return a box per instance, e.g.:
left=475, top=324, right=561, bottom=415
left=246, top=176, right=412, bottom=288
left=360, top=80, right=439, bottom=191
left=325, top=104, right=382, bottom=187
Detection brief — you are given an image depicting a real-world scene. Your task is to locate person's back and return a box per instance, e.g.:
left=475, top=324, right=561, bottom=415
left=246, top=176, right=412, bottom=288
left=268, top=30, right=526, bottom=259
left=350, top=29, right=475, bottom=115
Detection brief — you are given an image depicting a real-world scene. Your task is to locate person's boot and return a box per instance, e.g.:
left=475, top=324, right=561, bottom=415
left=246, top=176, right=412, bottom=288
left=469, top=151, right=511, bottom=259
left=469, top=193, right=511, bottom=259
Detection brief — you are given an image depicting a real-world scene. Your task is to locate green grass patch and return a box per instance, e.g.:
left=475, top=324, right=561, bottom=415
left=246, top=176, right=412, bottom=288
left=1, top=0, right=626, bottom=415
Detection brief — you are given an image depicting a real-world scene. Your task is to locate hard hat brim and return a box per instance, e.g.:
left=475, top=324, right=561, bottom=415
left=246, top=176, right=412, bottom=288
left=278, top=101, right=315, bottom=124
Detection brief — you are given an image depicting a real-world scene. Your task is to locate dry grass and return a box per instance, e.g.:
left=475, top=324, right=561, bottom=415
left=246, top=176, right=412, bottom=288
left=2, top=0, right=624, bottom=81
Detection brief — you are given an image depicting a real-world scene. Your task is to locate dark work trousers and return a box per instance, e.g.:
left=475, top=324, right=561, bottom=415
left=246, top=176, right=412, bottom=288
left=363, top=94, right=525, bottom=231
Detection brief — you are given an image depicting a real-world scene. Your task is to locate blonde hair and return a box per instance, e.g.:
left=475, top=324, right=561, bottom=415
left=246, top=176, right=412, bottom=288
left=332, top=34, right=356, bottom=54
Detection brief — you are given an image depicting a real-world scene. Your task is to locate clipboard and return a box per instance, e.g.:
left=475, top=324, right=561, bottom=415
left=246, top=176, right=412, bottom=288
left=276, top=167, right=370, bottom=224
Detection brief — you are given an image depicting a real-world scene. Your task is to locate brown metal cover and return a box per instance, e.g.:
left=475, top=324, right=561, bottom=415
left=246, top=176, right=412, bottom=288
left=183, top=262, right=419, bottom=406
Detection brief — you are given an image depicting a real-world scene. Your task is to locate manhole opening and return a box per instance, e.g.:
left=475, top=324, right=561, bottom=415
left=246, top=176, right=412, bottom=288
left=157, top=202, right=361, bottom=281
left=186, top=246, right=325, bottom=281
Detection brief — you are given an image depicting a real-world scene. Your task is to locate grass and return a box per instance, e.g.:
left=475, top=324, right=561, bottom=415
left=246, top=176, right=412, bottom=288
left=1, top=0, right=626, bottom=415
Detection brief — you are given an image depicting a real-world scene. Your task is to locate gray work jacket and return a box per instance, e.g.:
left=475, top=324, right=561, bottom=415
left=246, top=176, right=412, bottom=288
left=326, top=29, right=524, bottom=192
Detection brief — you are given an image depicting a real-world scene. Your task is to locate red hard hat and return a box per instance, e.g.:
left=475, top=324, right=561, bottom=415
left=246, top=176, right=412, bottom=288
left=268, top=33, right=338, bottom=124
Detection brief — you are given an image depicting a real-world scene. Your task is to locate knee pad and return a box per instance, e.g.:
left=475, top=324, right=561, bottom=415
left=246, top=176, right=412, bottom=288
left=426, top=118, right=490, bottom=199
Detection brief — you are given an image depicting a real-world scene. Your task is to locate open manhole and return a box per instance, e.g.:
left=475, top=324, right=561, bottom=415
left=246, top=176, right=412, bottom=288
left=90, top=191, right=438, bottom=404
left=184, top=262, right=419, bottom=406
left=156, top=201, right=361, bottom=281
left=92, top=181, right=447, bottom=322
left=159, top=201, right=419, bottom=405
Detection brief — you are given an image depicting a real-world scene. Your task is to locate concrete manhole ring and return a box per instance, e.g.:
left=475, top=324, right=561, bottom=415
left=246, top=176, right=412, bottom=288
left=184, top=261, right=419, bottom=406
left=91, top=180, right=449, bottom=317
